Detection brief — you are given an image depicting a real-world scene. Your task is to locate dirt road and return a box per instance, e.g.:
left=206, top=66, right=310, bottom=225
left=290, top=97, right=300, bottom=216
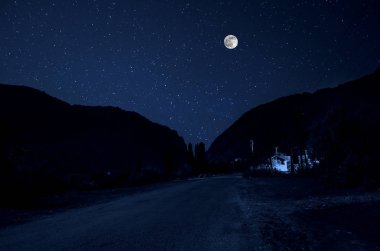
left=0, top=175, right=379, bottom=250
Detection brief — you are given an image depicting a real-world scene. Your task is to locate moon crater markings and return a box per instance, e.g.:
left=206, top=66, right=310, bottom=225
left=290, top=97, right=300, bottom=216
left=224, top=35, right=238, bottom=49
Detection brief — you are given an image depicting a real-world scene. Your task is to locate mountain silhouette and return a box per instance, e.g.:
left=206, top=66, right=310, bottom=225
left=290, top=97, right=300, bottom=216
left=0, top=84, right=187, bottom=197
left=208, top=68, right=380, bottom=187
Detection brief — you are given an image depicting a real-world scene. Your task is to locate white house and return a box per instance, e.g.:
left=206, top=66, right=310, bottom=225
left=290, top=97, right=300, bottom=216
left=271, top=147, right=291, bottom=172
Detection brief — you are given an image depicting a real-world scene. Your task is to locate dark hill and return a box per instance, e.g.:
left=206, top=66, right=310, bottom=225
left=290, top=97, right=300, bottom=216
left=0, top=84, right=187, bottom=197
left=207, top=69, right=380, bottom=187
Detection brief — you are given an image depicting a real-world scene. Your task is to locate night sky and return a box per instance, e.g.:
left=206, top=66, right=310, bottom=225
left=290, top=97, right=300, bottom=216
left=1, top=0, right=379, bottom=147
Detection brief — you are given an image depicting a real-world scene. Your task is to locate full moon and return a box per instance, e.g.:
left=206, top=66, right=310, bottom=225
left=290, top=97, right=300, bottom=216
left=224, top=35, right=238, bottom=49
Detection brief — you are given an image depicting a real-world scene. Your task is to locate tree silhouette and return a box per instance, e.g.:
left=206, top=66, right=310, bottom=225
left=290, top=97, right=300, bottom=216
left=187, top=143, right=194, bottom=166
left=194, top=142, right=207, bottom=174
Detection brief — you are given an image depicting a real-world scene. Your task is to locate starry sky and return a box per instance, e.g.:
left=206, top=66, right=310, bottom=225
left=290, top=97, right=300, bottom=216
left=1, top=0, right=379, bottom=147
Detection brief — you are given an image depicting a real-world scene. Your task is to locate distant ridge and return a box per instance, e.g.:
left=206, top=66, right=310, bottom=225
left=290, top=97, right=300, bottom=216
left=207, top=69, right=380, bottom=186
left=0, top=83, right=187, bottom=196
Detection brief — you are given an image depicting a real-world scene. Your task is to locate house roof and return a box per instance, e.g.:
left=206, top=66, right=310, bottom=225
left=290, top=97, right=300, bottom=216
left=272, top=152, right=290, bottom=160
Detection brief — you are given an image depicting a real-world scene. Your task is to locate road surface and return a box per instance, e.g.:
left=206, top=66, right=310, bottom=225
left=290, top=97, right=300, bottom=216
left=0, top=176, right=256, bottom=251
left=1, top=175, right=380, bottom=250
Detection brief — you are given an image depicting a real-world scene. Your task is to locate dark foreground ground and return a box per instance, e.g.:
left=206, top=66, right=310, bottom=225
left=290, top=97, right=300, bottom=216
left=0, top=175, right=379, bottom=250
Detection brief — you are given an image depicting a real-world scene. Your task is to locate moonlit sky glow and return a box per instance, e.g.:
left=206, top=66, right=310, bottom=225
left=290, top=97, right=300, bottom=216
left=1, top=0, right=379, bottom=146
